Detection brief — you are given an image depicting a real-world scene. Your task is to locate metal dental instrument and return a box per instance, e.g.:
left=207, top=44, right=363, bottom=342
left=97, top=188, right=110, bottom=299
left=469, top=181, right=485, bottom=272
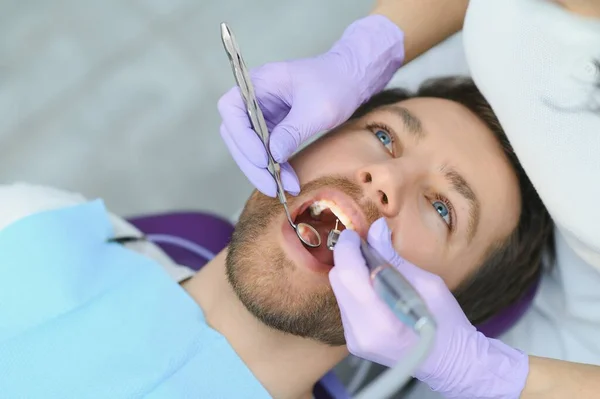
left=220, top=23, right=322, bottom=248
left=328, top=220, right=437, bottom=399
left=327, top=220, right=341, bottom=250
left=328, top=229, right=435, bottom=330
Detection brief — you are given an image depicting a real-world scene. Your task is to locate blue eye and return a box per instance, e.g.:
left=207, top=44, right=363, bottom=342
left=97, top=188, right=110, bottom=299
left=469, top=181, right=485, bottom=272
left=375, top=130, right=392, bottom=145
left=367, top=123, right=395, bottom=154
left=432, top=200, right=451, bottom=225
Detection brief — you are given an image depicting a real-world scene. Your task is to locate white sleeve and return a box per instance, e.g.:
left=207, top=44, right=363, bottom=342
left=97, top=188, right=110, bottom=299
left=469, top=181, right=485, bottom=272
left=0, top=183, right=194, bottom=282
left=463, top=0, right=600, bottom=267
left=0, top=183, right=89, bottom=230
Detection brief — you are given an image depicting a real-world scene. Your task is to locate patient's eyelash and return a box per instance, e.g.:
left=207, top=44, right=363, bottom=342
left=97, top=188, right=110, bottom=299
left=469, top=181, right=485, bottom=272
left=366, top=122, right=397, bottom=155
left=432, top=193, right=455, bottom=232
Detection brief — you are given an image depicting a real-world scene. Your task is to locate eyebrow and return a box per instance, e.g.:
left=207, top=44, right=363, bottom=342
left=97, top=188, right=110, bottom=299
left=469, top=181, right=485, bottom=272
left=443, top=166, right=481, bottom=241
left=382, top=105, right=425, bottom=139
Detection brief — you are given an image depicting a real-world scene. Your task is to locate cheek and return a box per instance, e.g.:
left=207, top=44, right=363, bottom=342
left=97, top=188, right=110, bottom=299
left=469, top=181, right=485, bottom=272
left=391, top=212, right=445, bottom=277
left=393, top=218, right=471, bottom=290
left=290, top=131, right=378, bottom=182
left=390, top=197, right=473, bottom=289
left=390, top=204, right=468, bottom=288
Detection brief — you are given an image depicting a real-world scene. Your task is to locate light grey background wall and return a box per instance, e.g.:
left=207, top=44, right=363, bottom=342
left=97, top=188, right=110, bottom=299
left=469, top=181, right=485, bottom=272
left=0, top=0, right=468, bottom=219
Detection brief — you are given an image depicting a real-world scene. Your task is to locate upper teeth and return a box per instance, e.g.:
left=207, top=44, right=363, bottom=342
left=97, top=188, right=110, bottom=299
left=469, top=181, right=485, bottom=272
left=309, top=200, right=355, bottom=231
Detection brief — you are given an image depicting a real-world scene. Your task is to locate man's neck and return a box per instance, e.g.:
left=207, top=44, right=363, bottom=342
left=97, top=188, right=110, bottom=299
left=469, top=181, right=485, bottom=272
left=182, top=249, right=347, bottom=399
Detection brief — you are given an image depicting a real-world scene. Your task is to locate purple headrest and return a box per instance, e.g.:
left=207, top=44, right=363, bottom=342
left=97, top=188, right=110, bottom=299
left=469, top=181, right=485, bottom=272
left=476, top=276, right=540, bottom=337
left=128, top=212, right=234, bottom=269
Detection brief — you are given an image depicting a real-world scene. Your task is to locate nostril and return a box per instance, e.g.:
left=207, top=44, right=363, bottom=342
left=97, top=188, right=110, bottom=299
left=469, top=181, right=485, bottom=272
left=380, top=192, right=388, bottom=205
left=362, top=172, right=372, bottom=183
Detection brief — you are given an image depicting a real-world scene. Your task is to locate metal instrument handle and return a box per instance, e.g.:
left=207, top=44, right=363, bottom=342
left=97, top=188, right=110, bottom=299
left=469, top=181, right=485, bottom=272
left=220, top=23, right=287, bottom=206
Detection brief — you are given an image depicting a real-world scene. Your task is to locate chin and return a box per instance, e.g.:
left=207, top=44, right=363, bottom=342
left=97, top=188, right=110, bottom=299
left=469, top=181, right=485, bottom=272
left=224, top=177, right=378, bottom=345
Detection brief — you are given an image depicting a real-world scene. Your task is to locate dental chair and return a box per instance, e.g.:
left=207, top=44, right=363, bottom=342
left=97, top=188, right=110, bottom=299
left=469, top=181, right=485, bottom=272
left=127, top=211, right=540, bottom=399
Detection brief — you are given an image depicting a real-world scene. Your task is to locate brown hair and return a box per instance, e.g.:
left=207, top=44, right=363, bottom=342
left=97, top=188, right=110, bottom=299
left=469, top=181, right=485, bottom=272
left=351, top=77, right=554, bottom=325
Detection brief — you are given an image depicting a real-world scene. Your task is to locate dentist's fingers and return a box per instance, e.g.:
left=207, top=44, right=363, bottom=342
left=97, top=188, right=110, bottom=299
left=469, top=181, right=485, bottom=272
left=218, top=87, right=269, bottom=169
left=277, top=163, right=301, bottom=196
left=330, top=229, right=377, bottom=300
left=330, top=228, right=415, bottom=367
left=367, top=217, right=452, bottom=307
left=219, top=125, right=300, bottom=197
left=366, top=218, right=411, bottom=270
left=269, top=101, right=333, bottom=163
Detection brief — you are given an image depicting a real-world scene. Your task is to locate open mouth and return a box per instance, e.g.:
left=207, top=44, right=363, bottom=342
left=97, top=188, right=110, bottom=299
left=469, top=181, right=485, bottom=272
left=291, top=191, right=368, bottom=267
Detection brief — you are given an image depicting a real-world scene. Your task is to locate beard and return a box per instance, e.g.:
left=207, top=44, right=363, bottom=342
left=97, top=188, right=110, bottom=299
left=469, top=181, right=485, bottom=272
left=226, top=175, right=378, bottom=346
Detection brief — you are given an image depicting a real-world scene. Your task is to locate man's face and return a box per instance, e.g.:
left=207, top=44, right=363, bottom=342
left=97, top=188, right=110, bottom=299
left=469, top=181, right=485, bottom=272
left=226, top=97, right=521, bottom=345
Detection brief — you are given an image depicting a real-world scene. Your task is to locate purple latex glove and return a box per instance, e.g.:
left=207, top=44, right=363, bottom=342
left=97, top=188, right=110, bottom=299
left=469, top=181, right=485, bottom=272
left=329, top=218, right=530, bottom=399
left=217, top=15, right=404, bottom=197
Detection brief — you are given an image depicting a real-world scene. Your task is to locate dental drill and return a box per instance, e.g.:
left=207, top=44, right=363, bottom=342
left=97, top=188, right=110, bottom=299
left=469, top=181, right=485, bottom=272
left=220, top=22, right=437, bottom=399
left=328, top=226, right=437, bottom=399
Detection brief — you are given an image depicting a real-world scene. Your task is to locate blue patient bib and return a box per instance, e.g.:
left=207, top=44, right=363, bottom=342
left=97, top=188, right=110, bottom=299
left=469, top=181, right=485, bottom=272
left=0, top=201, right=271, bottom=399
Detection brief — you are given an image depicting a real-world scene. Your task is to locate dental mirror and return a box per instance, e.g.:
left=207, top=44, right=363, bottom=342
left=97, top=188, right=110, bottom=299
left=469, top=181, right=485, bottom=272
left=220, top=22, right=322, bottom=248
left=294, top=220, right=322, bottom=248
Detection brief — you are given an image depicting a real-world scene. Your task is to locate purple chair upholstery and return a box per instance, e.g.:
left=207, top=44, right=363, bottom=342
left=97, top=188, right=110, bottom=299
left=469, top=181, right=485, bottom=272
left=477, top=277, right=540, bottom=338
left=127, top=211, right=539, bottom=399
left=129, top=212, right=234, bottom=267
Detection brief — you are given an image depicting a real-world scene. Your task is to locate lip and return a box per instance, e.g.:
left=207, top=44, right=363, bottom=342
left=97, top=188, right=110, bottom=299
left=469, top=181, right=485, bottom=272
left=280, top=188, right=370, bottom=274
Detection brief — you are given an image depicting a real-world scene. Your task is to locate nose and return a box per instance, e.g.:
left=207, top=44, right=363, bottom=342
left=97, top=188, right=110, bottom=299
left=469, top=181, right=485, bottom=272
left=357, top=160, right=413, bottom=217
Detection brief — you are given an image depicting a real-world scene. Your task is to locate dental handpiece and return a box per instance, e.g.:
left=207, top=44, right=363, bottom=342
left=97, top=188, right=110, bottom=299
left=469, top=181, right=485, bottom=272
left=327, top=228, right=434, bottom=331
left=358, top=240, right=434, bottom=331
left=329, top=227, right=437, bottom=399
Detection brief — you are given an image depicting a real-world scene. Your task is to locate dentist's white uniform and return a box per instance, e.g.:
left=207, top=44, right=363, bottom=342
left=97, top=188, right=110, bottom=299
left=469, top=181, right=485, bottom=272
left=465, top=0, right=600, bottom=364
left=407, top=0, right=600, bottom=397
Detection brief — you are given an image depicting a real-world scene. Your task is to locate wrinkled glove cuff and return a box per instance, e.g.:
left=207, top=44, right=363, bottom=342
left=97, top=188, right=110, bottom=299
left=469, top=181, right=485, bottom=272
left=429, top=332, right=529, bottom=399
left=329, top=15, right=405, bottom=104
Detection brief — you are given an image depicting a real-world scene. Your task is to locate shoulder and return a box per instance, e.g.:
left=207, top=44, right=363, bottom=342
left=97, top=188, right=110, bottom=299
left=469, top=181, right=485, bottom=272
left=462, top=0, right=600, bottom=260
left=0, top=183, right=88, bottom=232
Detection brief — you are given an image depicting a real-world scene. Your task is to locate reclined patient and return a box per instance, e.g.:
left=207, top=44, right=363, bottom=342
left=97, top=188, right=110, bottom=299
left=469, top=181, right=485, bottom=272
left=0, top=77, right=553, bottom=399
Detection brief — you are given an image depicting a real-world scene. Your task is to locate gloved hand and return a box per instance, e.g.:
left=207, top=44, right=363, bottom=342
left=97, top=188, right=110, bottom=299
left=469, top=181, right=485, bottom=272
left=217, top=15, right=404, bottom=197
left=329, top=218, right=529, bottom=399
